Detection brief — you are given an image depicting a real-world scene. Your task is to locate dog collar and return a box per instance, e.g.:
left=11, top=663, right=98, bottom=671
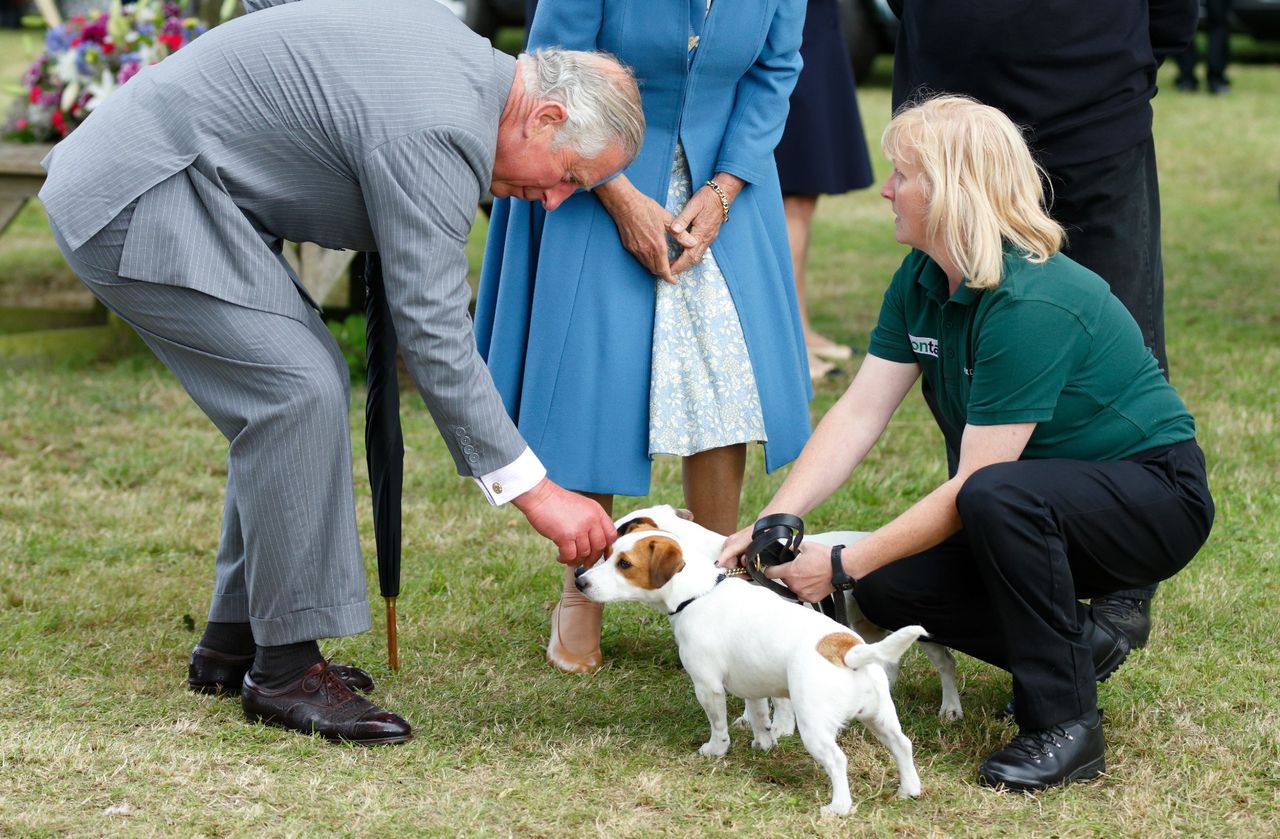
left=668, top=572, right=726, bottom=616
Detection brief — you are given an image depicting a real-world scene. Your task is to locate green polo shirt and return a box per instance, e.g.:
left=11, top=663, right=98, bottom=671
left=868, top=248, right=1195, bottom=461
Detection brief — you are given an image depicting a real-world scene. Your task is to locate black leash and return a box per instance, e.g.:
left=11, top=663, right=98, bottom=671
left=743, top=513, right=806, bottom=602
left=743, top=514, right=850, bottom=626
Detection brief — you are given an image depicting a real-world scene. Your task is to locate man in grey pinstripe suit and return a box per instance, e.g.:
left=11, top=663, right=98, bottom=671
left=41, top=0, right=643, bottom=745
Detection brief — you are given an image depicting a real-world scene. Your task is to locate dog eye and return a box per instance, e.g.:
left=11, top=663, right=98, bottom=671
left=617, top=558, right=632, bottom=570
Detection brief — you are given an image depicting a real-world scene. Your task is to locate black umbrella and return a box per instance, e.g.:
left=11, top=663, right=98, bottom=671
left=362, top=252, right=404, bottom=670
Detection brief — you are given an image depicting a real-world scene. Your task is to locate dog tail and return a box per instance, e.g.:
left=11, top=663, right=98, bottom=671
left=843, top=625, right=927, bottom=671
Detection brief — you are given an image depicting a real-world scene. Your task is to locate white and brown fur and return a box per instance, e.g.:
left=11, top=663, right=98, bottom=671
left=809, top=530, right=963, bottom=723
left=576, top=505, right=926, bottom=814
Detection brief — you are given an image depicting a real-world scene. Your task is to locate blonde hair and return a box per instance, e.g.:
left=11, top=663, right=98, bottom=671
left=881, top=95, right=1063, bottom=290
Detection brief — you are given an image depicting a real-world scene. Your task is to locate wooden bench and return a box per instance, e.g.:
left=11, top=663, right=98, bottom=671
left=0, top=142, right=51, bottom=237
left=0, top=140, right=357, bottom=306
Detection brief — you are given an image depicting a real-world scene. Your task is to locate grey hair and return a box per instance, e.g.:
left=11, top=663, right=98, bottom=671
left=519, top=48, right=645, bottom=164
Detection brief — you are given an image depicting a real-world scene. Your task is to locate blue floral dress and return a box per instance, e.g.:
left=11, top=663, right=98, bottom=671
left=649, top=143, right=767, bottom=457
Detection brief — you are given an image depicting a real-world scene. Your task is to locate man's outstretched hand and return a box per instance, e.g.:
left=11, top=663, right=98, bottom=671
left=512, top=477, right=617, bottom=565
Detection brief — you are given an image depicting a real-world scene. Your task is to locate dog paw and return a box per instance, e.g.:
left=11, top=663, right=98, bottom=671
left=820, top=800, right=852, bottom=817
left=730, top=713, right=749, bottom=729
left=938, top=703, right=963, bottom=722
left=896, top=781, right=922, bottom=799
left=750, top=732, right=777, bottom=752
left=698, top=737, right=730, bottom=758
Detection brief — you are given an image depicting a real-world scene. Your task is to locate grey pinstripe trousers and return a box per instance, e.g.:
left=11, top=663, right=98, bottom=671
left=50, top=200, right=372, bottom=646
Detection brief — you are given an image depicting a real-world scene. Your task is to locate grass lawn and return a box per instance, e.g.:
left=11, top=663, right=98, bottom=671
left=2, top=27, right=1279, bottom=838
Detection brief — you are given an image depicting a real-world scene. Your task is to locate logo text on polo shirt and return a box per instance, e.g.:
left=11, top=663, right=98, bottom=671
left=909, top=334, right=939, bottom=358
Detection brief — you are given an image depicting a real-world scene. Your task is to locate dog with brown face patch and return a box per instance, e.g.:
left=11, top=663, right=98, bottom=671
left=575, top=505, right=924, bottom=814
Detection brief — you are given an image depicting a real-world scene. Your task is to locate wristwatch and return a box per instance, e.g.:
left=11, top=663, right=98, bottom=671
left=830, top=544, right=856, bottom=592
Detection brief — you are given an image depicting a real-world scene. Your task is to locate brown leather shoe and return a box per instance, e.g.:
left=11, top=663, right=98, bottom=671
left=188, top=646, right=375, bottom=696
left=242, top=663, right=412, bottom=745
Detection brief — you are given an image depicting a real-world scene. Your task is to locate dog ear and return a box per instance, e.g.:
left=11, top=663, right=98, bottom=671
left=647, top=537, right=686, bottom=589
left=675, top=508, right=695, bottom=521
left=617, top=516, right=659, bottom=537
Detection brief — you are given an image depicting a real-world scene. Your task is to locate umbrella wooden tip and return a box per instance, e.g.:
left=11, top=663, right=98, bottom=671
left=385, top=596, right=399, bottom=671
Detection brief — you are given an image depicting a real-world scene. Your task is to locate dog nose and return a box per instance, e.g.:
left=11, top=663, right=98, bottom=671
left=574, top=565, right=587, bottom=578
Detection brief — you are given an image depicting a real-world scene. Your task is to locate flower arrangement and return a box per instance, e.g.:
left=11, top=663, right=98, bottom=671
left=5, top=0, right=209, bottom=143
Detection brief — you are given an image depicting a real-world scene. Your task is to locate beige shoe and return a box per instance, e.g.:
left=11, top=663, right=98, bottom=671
left=546, top=568, right=603, bottom=674
left=806, top=329, right=853, bottom=362
left=809, top=340, right=853, bottom=362
left=808, top=351, right=838, bottom=382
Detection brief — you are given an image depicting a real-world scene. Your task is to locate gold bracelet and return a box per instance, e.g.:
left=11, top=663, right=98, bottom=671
left=704, top=179, right=730, bottom=223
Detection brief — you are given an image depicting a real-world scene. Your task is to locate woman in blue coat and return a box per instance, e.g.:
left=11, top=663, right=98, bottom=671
left=475, top=0, right=812, bottom=673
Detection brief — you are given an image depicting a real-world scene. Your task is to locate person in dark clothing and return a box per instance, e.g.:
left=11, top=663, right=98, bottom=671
left=886, top=0, right=1200, bottom=648
left=1176, top=0, right=1233, bottom=94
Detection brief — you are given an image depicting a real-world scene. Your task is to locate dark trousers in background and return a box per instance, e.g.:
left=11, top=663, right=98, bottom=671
left=854, top=440, right=1213, bottom=731
left=1047, top=137, right=1169, bottom=601
left=1050, top=137, right=1167, bottom=377
left=1177, top=0, right=1232, bottom=89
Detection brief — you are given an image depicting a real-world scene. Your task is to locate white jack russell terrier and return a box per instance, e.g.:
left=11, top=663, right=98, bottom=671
left=576, top=505, right=934, bottom=814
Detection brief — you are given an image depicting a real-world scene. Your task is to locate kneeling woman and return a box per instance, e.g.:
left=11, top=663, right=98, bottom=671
left=719, top=96, right=1214, bottom=791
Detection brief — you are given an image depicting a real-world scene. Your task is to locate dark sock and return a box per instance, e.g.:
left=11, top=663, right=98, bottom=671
left=198, top=621, right=256, bottom=657
left=249, top=640, right=324, bottom=690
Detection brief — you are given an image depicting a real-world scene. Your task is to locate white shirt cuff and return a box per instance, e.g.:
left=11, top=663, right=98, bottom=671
left=473, top=447, right=546, bottom=506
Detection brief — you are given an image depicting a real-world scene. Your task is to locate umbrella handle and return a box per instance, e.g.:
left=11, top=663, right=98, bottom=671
left=385, top=596, right=399, bottom=671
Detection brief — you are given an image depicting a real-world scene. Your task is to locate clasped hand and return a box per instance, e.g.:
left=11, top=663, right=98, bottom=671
left=597, top=175, right=734, bottom=282
left=667, top=184, right=727, bottom=274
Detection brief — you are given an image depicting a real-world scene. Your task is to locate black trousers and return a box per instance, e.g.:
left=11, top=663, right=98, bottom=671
left=854, top=440, right=1213, bottom=730
left=1177, top=0, right=1232, bottom=87
left=1050, top=137, right=1167, bottom=379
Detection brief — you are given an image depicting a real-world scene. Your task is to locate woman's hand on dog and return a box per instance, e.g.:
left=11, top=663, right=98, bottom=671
left=716, top=525, right=754, bottom=569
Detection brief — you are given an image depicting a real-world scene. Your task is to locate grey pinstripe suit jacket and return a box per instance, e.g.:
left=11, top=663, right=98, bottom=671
left=40, top=0, right=527, bottom=477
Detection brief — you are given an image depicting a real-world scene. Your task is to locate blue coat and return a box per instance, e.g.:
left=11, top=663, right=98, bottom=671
left=474, top=0, right=812, bottom=496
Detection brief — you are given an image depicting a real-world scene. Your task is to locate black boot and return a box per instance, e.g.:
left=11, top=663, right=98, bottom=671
left=978, top=713, right=1105, bottom=791
left=1091, top=595, right=1151, bottom=649
left=1000, top=609, right=1130, bottom=718
left=1089, top=609, right=1131, bottom=682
